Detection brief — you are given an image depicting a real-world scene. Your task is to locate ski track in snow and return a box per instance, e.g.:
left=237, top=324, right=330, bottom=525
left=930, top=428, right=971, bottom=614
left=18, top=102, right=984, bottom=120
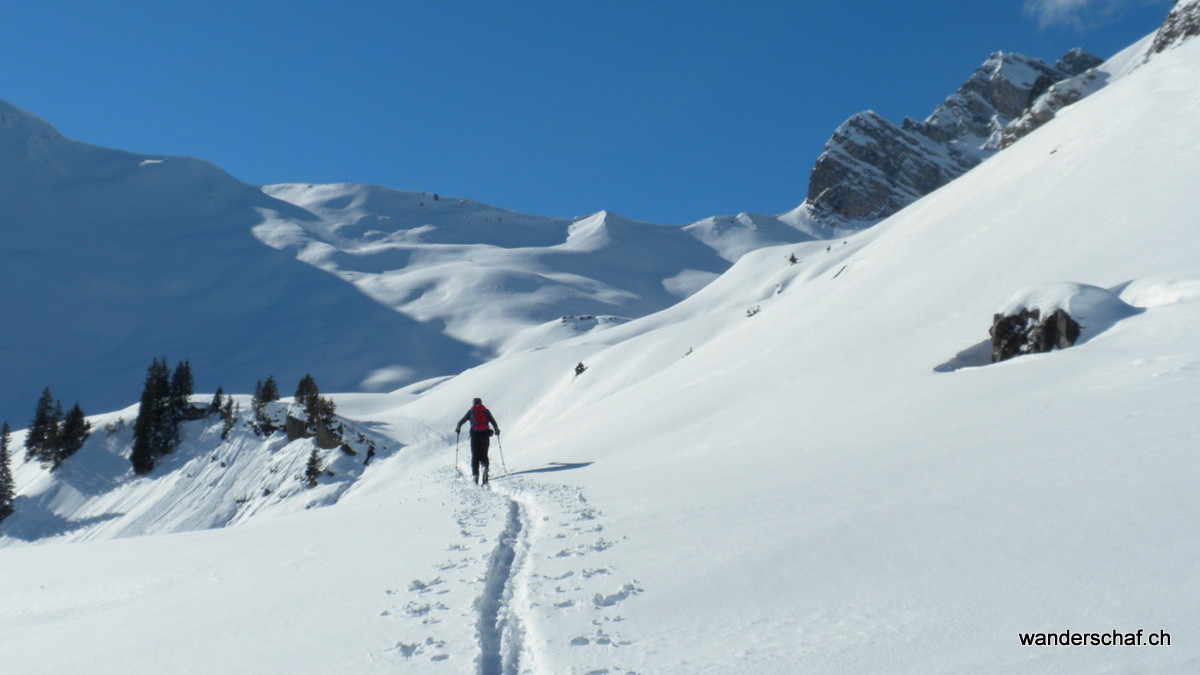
left=476, top=498, right=526, bottom=674
left=382, top=466, right=643, bottom=673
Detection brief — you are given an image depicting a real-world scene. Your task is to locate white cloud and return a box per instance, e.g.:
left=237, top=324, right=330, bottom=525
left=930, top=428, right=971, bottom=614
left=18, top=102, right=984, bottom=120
left=1023, top=0, right=1165, bottom=30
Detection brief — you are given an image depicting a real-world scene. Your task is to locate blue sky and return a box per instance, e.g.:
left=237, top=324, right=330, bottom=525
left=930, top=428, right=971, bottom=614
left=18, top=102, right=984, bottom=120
left=0, top=0, right=1174, bottom=224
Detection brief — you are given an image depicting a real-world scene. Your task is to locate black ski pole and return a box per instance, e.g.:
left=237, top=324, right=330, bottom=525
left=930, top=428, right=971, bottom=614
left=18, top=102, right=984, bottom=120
left=497, top=434, right=509, bottom=476
left=455, top=431, right=460, bottom=475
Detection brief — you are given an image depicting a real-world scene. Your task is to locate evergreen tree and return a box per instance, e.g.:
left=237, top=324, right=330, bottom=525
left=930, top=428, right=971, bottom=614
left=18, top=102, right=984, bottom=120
left=210, top=387, right=225, bottom=414
left=25, top=387, right=55, bottom=462
left=261, top=375, right=279, bottom=405
left=311, top=396, right=337, bottom=428
left=1, top=422, right=14, bottom=522
left=304, top=447, right=322, bottom=488
left=56, top=404, right=91, bottom=469
left=294, top=374, right=333, bottom=428
left=169, top=360, right=194, bottom=419
left=131, top=358, right=172, bottom=474
left=295, top=374, right=318, bottom=408
left=41, top=400, right=64, bottom=465
left=221, top=397, right=235, bottom=439
left=252, top=375, right=280, bottom=427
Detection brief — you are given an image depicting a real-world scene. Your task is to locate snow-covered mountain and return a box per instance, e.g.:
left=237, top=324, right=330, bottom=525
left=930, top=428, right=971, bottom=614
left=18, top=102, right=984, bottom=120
left=800, top=47, right=1103, bottom=229
left=0, top=33, right=1119, bottom=422
left=255, top=184, right=732, bottom=359
left=0, top=103, right=485, bottom=417
left=3, top=3, right=1199, bottom=672
left=0, top=106, right=752, bottom=418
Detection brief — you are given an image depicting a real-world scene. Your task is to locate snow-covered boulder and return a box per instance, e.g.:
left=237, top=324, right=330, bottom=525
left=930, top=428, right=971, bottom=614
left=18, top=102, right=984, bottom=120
left=990, top=283, right=1138, bottom=362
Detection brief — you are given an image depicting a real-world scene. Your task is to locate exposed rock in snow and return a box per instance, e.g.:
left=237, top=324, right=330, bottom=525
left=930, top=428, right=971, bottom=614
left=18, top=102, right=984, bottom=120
left=990, top=307, right=1081, bottom=362
left=990, top=283, right=1140, bottom=362
left=1055, top=47, right=1105, bottom=76
left=1149, top=0, right=1200, bottom=56
left=992, top=67, right=1110, bottom=150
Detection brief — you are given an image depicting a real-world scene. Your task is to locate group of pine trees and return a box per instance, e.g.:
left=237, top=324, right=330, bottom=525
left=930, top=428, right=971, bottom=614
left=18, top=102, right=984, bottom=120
left=24, top=388, right=91, bottom=470
left=0, top=390, right=93, bottom=524
left=131, top=359, right=195, bottom=475
left=1, top=363, right=338, bottom=524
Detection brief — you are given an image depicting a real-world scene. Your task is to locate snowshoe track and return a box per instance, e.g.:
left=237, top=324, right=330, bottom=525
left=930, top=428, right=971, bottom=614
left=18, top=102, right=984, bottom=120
left=387, top=467, right=643, bottom=672
left=476, top=498, right=529, bottom=674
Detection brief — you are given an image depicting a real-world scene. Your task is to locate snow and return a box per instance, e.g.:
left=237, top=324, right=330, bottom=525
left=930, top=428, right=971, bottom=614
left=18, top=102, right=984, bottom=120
left=2, top=20, right=1200, bottom=675
left=998, top=282, right=1141, bottom=342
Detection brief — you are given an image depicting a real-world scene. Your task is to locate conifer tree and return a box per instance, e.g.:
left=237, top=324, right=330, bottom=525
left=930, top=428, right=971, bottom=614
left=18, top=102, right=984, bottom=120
left=221, top=397, right=235, bottom=439
left=304, top=447, right=322, bottom=488
left=1, top=422, right=15, bottom=522
left=56, top=404, right=91, bottom=469
left=295, top=374, right=318, bottom=405
left=25, top=387, right=55, bottom=462
left=311, top=396, right=337, bottom=429
left=169, top=360, right=194, bottom=420
left=294, top=374, right=333, bottom=428
left=252, top=375, right=280, bottom=427
left=41, top=400, right=64, bottom=465
left=132, top=358, right=172, bottom=474
left=210, top=387, right=225, bottom=414
left=261, top=375, right=279, bottom=405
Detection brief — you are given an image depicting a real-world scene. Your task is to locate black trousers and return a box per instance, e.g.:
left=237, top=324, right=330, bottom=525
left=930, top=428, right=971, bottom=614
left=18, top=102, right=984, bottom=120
left=470, top=433, right=490, bottom=481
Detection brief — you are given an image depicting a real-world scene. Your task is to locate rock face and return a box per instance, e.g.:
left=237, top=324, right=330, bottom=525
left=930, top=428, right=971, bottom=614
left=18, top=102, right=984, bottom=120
left=805, top=50, right=1099, bottom=229
left=993, top=67, right=1107, bottom=150
left=285, top=415, right=342, bottom=450
left=1149, top=0, right=1200, bottom=56
left=990, top=307, right=1082, bottom=363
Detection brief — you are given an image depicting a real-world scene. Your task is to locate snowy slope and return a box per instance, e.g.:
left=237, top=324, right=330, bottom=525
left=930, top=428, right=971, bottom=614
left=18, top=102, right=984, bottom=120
left=341, top=29, right=1197, bottom=671
left=0, top=104, right=777, bottom=420
left=0, top=400, right=405, bottom=544
left=0, top=102, right=480, bottom=417
left=255, top=184, right=736, bottom=359
left=3, top=13, right=1199, bottom=675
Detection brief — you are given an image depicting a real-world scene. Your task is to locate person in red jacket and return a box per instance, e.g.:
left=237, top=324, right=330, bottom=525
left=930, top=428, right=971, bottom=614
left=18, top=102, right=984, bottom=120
left=456, top=398, right=501, bottom=484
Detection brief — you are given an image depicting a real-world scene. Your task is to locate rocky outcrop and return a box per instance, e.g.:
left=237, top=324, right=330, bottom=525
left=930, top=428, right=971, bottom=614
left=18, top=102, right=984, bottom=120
left=805, top=111, right=979, bottom=224
left=992, top=68, right=1108, bottom=150
left=805, top=49, right=1099, bottom=229
left=285, top=414, right=342, bottom=450
left=1149, top=0, right=1200, bottom=56
left=1054, top=48, right=1104, bottom=78
left=989, top=307, right=1081, bottom=363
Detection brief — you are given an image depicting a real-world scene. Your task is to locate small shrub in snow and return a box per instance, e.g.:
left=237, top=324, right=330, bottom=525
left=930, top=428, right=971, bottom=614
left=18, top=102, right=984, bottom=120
left=746, top=306, right=761, bottom=317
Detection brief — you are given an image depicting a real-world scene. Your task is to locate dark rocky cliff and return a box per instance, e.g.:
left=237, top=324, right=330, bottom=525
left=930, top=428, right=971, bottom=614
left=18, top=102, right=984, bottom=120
left=803, top=49, right=1099, bottom=229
